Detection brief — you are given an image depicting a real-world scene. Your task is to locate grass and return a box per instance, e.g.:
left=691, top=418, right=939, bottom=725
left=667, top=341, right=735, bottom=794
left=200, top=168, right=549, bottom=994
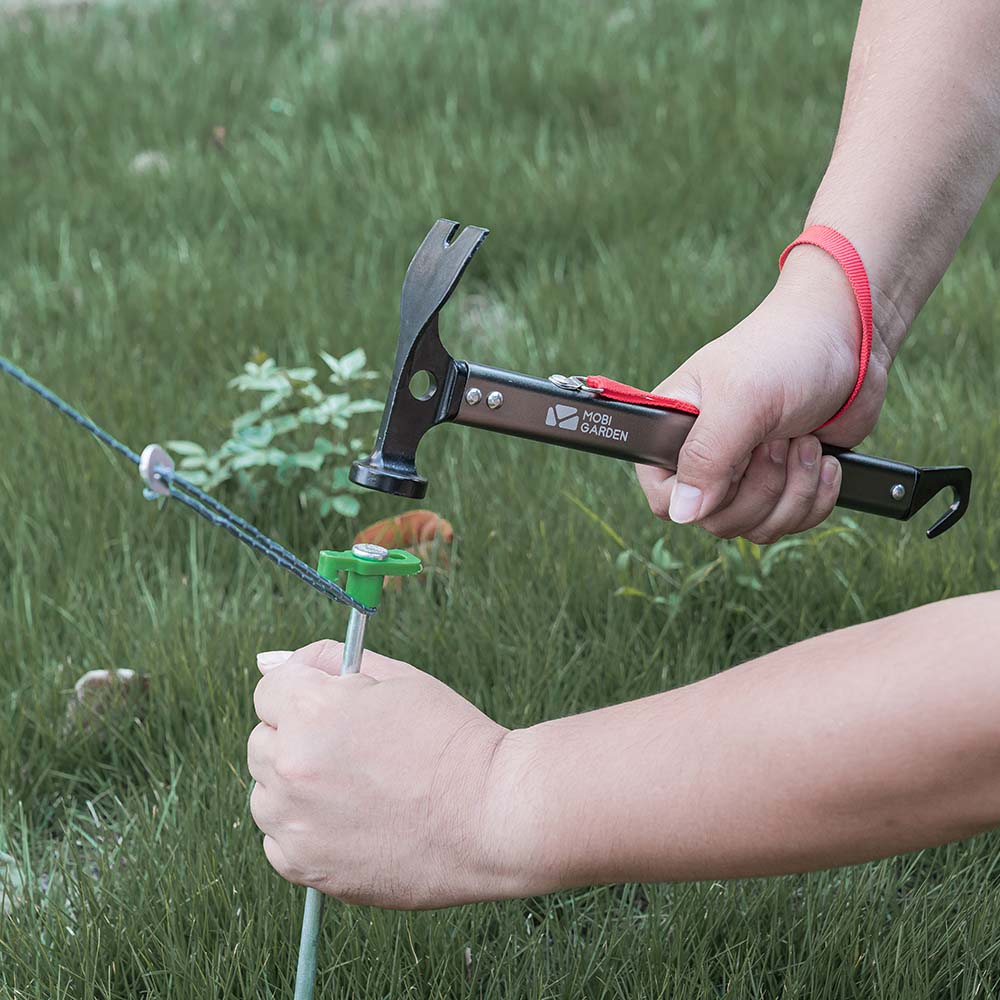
left=1, top=0, right=999, bottom=996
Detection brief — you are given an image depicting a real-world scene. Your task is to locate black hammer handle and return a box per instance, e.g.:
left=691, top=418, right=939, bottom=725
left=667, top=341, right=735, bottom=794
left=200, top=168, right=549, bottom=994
left=452, top=363, right=971, bottom=538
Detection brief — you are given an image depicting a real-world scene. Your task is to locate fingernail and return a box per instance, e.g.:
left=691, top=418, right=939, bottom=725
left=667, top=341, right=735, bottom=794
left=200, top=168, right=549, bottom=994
left=257, top=650, right=294, bottom=674
left=799, top=438, right=820, bottom=469
left=820, top=456, right=840, bottom=486
left=668, top=482, right=703, bottom=524
left=767, top=439, right=788, bottom=465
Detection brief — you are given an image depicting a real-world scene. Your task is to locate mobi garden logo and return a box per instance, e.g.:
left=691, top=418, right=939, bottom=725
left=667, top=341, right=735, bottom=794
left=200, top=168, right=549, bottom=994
left=544, top=404, right=631, bottom=443
left=545, top=404, right=579, bottom=431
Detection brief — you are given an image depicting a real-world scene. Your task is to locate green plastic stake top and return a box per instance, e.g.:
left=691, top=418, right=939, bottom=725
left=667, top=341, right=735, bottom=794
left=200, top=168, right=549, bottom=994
left=317, top=545, right=422, bottom=610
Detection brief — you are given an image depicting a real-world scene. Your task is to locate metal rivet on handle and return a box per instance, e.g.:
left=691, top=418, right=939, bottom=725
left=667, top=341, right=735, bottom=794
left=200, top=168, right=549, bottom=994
left=465, top=387, right=482, bottom=405
left=487, top=391, right=503, bottom=409
left=890, top=484, right=906, bottom=501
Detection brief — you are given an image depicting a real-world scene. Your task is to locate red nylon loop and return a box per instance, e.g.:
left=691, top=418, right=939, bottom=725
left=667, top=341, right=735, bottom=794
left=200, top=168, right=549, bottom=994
left=778, top=224, right=873, bottom=428
left=584, top=376, right=700, bottom=415
left=588, top=226, right=870, bottom=428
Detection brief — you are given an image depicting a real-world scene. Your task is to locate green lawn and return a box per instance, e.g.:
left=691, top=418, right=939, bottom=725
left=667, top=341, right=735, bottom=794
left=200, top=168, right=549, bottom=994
left=2, top=1, right=999, bottom=996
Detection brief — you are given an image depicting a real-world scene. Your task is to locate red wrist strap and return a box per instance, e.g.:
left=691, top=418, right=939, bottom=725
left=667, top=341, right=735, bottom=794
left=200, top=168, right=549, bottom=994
left=587, top=225, right=871, bottom=426
left=778, top=224, right=872, bottom=427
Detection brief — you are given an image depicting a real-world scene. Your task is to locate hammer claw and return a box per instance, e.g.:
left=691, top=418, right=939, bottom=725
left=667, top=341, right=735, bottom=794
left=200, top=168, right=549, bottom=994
left=350, top=220, right=489, bottom=499
left=400, top=220, right=489, bottom=344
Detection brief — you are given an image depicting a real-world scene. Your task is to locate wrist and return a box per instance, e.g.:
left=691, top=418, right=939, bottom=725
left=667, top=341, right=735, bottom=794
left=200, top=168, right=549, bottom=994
left=797, top=211, right=911, bottom=364
left=773, top=243, right=863, bottom=346
left=773, top=237, right=901, bottom=416
left=766, top=246, right=866, bottom=406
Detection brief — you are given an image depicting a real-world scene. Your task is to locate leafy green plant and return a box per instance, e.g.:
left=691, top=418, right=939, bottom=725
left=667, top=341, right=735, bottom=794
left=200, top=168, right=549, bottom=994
left=167, top=350, right=383, bottom=518
left=613, top=524, right=865, bottom=613
left=564, top=493, right=865, bottom=614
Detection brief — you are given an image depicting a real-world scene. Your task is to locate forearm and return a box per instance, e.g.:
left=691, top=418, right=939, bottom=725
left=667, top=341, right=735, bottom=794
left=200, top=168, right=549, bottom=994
left=495, top=592, right=1000, bottom=895
left=797, top=0, right=1000, bottom=356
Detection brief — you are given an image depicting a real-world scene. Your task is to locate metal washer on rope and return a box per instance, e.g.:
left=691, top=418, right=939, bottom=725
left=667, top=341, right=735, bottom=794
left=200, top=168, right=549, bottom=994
left=139, top=443, right=175, bottom=499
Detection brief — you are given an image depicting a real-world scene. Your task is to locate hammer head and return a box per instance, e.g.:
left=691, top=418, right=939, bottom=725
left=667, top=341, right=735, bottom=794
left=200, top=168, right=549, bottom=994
left=350, top=219, right=488, bottom=498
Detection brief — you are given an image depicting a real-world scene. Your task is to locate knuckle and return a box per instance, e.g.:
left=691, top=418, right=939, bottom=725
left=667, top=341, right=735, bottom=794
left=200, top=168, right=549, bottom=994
left=279, top=842, right=327, bottom=888
left=679, top=431, right=725, bottom=477
left=253, top=675, right=282, bottom=717
left=754, top=472, right=785, bottom=504
left=252, top=678, right=266, bottom=711
left=798, top=511, right=827, bottom=534
left=289, top=688, right=320, bottom=717
left=697, top=510, right=742, bottom=539
left=788, top=479, right=819, bottom=507
left=310, top=638, right=341, bottom=661
left=802, top=496, right=838, bottom=533
left=273, top=750, right=317, bottom=785
left=249, top=785, right=269, bottom=827
left=785, top=462, right=820, bottom=507
left=815, top=488, right=839, bottom=518
left=275, top=850, right=304, bottom=883
left=745, top=527, right=778, bottom=545
left=286, top=681, right=330, bottom=720
left=296, top=638, right=343, bottom=672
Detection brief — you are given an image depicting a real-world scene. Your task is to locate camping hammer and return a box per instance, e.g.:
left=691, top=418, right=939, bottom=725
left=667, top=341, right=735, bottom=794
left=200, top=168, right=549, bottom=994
left=350, top=220, right=972, bottom=538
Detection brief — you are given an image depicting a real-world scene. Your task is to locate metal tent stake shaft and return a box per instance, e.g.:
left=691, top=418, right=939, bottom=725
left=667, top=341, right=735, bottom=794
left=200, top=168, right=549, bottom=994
left=341, top=605, right=370, bottom=676
left=294, top=887, right=324, bottom=1000
left=292, top=543, right=422, bottom=1000
left=293, top=603, right=369, bottom=1000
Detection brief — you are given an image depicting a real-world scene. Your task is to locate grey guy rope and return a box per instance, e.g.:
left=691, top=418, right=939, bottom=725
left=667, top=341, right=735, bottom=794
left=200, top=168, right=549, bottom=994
left=0, top=354, right=375, bottom=616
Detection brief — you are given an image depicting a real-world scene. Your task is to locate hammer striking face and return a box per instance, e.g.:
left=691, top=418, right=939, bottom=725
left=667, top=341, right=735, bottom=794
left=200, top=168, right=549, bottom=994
left=350, top=220, right=971, bottom=538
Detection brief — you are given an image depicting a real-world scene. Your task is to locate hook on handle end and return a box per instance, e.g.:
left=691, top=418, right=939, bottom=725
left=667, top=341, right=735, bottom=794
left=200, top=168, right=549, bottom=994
left=911, top=466, right=972, bottom=539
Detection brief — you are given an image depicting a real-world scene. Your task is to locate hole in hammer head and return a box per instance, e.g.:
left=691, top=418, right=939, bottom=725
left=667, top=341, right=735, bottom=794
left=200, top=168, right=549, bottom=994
left=408, top=370, right=437, bottom=401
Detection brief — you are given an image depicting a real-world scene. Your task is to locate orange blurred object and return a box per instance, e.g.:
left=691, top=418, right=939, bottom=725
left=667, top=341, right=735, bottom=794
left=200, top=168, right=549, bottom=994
left=354, top=510, right=456, bottom=588
left=354, top=509, right=454, bottom=549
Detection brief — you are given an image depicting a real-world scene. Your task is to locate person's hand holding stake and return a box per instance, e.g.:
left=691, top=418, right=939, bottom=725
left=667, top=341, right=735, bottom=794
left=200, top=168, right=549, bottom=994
left=249, top=640, right=513, bottom=909
left=248, top=593, right=1000, bottom=910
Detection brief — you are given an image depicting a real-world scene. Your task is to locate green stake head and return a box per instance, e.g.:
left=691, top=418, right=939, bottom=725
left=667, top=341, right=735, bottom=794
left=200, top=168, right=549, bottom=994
left=317, top=544, right=422, bottom=610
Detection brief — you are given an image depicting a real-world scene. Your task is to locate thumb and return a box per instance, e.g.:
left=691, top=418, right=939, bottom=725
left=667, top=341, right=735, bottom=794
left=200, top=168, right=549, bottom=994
left=657, top=368, right=771, bottom=524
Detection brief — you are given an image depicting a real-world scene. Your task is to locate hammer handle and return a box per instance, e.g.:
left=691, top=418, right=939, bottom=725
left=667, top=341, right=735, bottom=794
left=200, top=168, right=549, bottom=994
left=453, top=363, right=970, bottom=536
left=456, top=363, right=695, bottom=468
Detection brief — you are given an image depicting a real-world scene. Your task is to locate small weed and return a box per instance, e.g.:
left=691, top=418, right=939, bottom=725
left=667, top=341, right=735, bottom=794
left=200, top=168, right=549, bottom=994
left=615, top=520, right=866, bottom=609
left=168, top=350, right=383, bottom=518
